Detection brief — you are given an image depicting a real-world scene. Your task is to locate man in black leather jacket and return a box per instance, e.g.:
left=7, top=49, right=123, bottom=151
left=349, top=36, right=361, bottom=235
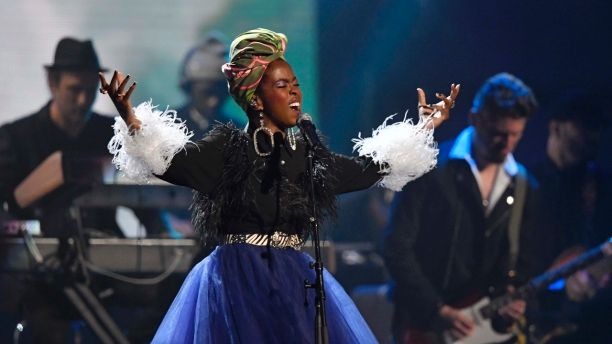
left=385, top=73, right=547, bottom=343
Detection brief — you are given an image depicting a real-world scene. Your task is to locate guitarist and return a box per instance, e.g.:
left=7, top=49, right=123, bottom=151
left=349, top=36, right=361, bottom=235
left=385, top=73, right=548, bottom=343
left=532, top=91, right=612, bottom=344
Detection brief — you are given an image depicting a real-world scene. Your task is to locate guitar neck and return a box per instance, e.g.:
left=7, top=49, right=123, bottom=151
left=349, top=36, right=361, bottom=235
left=479, top=236, right=611, bottom=320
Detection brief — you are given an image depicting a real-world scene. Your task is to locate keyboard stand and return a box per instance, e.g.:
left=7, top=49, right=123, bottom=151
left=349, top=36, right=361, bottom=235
left=20, top=227, right=129, bottom=344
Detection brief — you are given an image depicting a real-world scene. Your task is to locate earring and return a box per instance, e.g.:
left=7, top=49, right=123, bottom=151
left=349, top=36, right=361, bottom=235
left=253, top=112, right=274, bottom=157
left=287, top=127, right=297, bottom=151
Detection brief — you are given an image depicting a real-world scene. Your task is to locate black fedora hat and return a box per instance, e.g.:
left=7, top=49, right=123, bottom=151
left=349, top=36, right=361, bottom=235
left=44, top=37, right=107, bottom=72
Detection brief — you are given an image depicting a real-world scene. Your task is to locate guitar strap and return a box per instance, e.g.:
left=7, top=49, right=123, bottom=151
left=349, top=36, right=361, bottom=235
left=508, top=163, right=528, bottom=275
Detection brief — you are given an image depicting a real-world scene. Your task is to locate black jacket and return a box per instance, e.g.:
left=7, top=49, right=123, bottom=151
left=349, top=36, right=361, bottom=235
left=158, top=123, right=383, bottom=243
left=0, top=102, right=118, bottom=236
left=384, top=139, right=547, bottom=331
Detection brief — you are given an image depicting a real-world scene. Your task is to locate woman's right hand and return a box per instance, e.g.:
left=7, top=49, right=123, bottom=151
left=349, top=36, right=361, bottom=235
left=99, top=71, right=141, bottom=132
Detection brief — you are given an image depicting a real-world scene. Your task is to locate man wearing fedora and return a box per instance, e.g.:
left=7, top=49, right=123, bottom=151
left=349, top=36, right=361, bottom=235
left=0, top=37, right=119, bottom=343
left=0, top=37, right=120, bottom=234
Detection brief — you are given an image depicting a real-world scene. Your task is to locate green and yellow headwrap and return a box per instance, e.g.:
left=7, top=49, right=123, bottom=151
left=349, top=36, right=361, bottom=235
left=222, top=28, right=287, bottom=111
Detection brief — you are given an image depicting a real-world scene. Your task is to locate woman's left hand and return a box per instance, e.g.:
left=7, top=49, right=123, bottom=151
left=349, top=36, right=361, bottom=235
left=417, top=83, right=460, bottom=129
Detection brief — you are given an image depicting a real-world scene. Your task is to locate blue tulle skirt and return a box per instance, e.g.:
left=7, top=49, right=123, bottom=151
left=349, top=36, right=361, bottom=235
left=152, top=243, right=377, bottom=343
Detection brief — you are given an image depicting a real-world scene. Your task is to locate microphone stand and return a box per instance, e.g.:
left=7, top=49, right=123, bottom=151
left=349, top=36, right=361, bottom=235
left=302, top=144, right=329, bottom=344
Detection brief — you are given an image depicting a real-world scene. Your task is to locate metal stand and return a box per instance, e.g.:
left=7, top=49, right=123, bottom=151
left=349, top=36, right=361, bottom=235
left=18, top=222, right=129, bottom=344
left=62, top=282, right=128, bottom=344
left=303, top=146, right=329, bottom=344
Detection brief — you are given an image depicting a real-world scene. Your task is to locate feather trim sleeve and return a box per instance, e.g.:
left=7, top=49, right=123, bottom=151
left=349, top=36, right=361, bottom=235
left=352, top=114, right=438, bottom=191
left=107, top=100, right=193, bottom=182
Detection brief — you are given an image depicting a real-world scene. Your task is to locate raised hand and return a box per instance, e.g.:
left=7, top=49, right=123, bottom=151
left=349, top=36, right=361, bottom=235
left=99, top=70, right=141, bottom=132
left=417, top=83, right=460, bottom=129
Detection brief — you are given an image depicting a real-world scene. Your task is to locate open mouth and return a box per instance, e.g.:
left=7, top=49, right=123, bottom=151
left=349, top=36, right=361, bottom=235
left=289, top=102, right=300, bottom=114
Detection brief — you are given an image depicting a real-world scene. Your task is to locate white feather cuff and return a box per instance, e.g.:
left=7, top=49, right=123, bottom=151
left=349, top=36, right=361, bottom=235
left=107, top=101, right=193, bottom=182
left=352, top=114, right=438, bottom=191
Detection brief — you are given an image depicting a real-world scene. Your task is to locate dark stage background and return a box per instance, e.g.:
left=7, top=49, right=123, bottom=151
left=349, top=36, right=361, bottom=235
left=317, top=0, right=612, bottom=171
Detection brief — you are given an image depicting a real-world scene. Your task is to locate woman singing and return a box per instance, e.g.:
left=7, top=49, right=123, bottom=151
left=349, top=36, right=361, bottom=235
left=99, top=28, right=459, bottom=343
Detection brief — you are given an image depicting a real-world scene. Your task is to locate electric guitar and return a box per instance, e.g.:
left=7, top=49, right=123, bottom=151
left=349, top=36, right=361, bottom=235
left=443, top=236, right=612, bottom=344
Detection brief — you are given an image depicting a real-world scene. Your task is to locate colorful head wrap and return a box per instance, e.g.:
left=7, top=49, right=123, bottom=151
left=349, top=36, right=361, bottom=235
left=222, top=28, right=287, bottom=111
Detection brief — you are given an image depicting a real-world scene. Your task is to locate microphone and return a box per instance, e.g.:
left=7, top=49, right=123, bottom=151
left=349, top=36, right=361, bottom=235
left=297, top=113, right=322, bottom=148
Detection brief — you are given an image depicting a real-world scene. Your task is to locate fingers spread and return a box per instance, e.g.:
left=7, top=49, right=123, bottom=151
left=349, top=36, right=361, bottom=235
left=98, top=72, right=109, bottom=88
left=417, top=88, right=427, bottom=106
left=110, top=71, right=119, bottom=91
left=450, top=83, right=461, bottom=100
left=417, top=85, right=458, bottom=126
left=125, top=82, right=137, bottom=100
left=97, top=70, right=137, bottom=103
left=117, top=74, right=131, bottom=95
